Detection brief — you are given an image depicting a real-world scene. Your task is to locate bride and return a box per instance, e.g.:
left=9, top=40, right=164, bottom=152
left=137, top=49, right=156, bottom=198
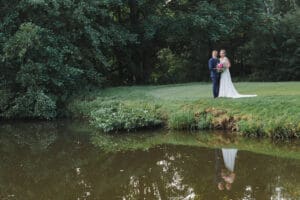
left=218, top=49, right=257, bottom=98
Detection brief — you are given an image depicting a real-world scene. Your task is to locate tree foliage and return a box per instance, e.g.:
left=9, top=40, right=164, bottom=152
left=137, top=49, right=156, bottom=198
left=0, top=0, right=136, bottom=118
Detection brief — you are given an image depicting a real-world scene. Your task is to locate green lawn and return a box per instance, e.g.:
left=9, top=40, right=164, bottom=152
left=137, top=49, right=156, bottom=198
left=84, top=82, right=300, bottom=99
left=69, top=82, right=300, bottom=139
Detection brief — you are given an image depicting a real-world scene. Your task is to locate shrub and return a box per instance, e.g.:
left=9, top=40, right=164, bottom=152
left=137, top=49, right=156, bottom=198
left=237, top=120, right=265, bottom=138
left=267, top=120, right=299, bottom=140
left=1, top=89, right=56, bottom=119
left=0, top=0, right=136, bottom=119
left=0, top=89, right=11, bottom=114
left=168, top=110, right=196, bottom=130
left=90, top=101, right=162, bottom=133
left=196, top=112, right=213, bottom=130
left=1, top=22, right=85, bottom=119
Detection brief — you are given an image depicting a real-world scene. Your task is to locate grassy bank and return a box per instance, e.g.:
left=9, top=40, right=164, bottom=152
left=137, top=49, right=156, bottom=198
left=68, top=82, right=300, bottom=139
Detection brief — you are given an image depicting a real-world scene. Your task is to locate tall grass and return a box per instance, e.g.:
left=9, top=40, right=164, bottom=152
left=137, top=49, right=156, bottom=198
left=168, top=110, right=196, bottom=130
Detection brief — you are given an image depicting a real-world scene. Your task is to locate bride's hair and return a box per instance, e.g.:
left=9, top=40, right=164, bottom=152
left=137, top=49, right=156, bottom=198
left=220, top=49, right=226, bottom=55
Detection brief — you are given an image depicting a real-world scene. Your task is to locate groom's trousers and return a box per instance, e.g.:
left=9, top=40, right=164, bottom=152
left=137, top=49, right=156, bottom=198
left=212, top=76, right=220, bottom=98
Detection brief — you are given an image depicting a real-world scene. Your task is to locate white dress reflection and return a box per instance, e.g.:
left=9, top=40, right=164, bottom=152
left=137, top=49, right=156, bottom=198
left=215, top=148, right=238, bottom=191
left=222, top=148, right=238, bottom=172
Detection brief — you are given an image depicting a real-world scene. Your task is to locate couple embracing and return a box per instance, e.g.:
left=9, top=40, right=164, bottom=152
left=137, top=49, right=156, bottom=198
left=209, top=49, right=257, bottom=98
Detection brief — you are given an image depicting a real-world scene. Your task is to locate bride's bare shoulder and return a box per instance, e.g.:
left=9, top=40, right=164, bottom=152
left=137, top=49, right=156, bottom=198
left=225, top=57, right=231, bottom=63
left=223, top=57, right=231, bottom=68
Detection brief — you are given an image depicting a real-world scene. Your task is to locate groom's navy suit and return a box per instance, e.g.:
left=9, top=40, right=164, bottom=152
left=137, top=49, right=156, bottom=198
left=209, top=57, right=220, bottom=98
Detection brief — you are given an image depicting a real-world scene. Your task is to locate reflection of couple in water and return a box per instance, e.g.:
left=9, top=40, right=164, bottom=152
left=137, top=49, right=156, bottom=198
left=215, top=148, right=238, bottom=191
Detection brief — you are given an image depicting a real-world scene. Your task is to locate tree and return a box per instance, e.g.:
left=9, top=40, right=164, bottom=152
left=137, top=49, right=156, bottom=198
left=0, top=0, right=136, bottom=119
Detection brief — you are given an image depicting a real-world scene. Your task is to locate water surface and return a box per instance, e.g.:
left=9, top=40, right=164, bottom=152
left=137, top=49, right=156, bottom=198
left=0, top=121, right=299, bottom=200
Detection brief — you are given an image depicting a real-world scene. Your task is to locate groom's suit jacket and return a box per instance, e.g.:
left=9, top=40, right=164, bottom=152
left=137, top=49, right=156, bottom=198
left=208, top=58, right=220, bottom=78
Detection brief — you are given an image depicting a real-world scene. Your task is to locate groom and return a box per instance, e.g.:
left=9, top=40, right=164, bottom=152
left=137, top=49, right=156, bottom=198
left=208, top=50, right=220, bottom=98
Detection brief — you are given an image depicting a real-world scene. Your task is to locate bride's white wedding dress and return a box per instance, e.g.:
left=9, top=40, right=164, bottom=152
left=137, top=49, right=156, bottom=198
left=218, top=57, right=257, bottom=98
left=222, top=148, right=238, bottom=172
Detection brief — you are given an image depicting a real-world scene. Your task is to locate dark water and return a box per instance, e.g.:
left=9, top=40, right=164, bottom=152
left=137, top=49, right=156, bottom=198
left=0, top=121, right=299, bottom=200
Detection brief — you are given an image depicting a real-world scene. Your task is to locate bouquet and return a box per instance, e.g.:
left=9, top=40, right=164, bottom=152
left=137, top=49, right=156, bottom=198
left=216, top=63, right=225, bottom=73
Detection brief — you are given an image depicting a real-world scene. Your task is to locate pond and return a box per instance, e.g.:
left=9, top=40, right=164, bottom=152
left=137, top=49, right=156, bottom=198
left=0, top=121, right=299, bottom=200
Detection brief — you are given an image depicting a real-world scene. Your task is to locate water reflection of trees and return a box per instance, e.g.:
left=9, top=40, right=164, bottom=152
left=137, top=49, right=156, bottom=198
left=120, top=150, right=197, bottom=199
left=89, top=145, right=300, bottom=200
left=0, top=123, right=299, bottom=199
left=0, top=122, right=95, bottom=199
left=229, top=151, right=300, bottom=200
left=0, top=122, right=58, bottom=152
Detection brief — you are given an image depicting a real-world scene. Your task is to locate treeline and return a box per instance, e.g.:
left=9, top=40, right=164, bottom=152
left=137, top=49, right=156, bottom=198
left=0, top=0, right=299, bottom=119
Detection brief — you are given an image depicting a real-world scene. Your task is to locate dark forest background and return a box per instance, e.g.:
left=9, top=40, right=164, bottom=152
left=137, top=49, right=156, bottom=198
left=0, top=0, right=299, bottom=119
